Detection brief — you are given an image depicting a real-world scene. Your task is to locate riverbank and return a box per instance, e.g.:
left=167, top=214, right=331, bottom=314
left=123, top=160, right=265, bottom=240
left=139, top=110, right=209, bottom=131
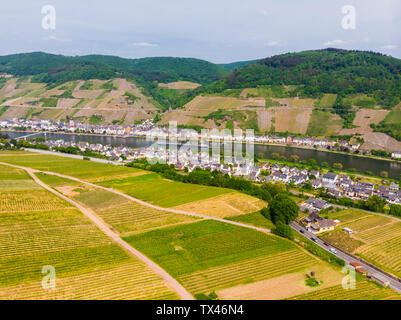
left=2, top=129, right=398, bottom=164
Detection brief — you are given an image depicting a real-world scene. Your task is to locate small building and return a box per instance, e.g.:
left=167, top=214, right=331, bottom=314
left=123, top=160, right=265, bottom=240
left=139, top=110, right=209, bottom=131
left=392, top=152, right=401, bottom=159
left=343, top=227, right=353, bottom=234
left=368, top=274, right=390, bottom=287
left=303, top=212, right=336, bottom=234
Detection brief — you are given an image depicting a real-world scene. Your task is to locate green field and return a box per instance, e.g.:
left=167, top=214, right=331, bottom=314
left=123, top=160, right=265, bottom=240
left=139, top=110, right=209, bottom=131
left=124, top=220, right=317, bottom=295
left=98, top=173, right=230, bottom=207
left=226, top=211, right=275, bottom=230
left=315, top=94, right=337, bottom=108
left=0, top=164, right=178, bottom=300
left=0, top=152, right=145, bottom=182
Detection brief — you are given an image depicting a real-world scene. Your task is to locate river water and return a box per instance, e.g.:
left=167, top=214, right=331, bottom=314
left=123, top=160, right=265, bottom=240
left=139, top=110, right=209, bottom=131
left=3, top=131, right=401, bottom=179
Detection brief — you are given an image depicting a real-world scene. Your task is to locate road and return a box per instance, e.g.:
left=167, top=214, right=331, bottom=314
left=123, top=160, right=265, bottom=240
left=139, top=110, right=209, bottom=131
left=290, top=221, right=401, bottom=294
left=1, top=162, right=194, bottom=300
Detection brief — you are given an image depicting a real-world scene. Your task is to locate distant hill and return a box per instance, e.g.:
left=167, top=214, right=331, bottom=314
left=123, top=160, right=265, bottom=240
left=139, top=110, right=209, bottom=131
left=0, top=52, right=229, bottom=111
left=0, top=52, right=228, bottom=86
left=206, top=49, right=401, bottom=108
left=219, top=59, right=260, bottom=72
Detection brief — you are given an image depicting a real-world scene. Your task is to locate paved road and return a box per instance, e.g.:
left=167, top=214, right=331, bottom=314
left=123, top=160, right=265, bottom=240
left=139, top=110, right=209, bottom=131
left=1, top=162, right=194, bottom=300
left=290, top=221, right=401, bottom=294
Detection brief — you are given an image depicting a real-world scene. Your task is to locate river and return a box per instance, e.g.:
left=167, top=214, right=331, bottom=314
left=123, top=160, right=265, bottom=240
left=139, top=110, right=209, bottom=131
left=3, top=130, right=401, bottom=179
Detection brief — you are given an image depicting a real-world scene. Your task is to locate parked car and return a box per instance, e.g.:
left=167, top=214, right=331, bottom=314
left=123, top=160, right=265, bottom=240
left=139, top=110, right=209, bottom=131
left=324, top=242, right=329, bottom=246
left=330, top=248, right=337, bottom=254
left=311, top=237, right=318, bottom=242
left=299, top=229, right=305, bottom=234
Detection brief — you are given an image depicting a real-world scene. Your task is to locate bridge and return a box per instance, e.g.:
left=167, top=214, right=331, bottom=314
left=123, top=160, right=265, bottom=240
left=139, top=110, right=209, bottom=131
left=18, top=132, right=46, bottom=140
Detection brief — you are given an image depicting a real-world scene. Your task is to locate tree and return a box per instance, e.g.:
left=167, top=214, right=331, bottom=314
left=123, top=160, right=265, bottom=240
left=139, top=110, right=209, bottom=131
left=365, top=195, right=386, bottom=213
left=261, top=181, right=286, bottom=197
left=380, top=171, right=389, bottom=178
left=308, top=158, right=317, bottom=169
left=273, top=222, right=294, bottom=240
left=271, top=153, right=280, bottom=160
left=389, top=204, right=401, bottom=217
left=321, top=161, right=329, bottom=168
left=269, top=194, right=299, bottom=225
left=260, top=207, right=271, bottom=220
left=333, top=162, right=343, bottom=170
left=290, top=155, right=299, bottom=163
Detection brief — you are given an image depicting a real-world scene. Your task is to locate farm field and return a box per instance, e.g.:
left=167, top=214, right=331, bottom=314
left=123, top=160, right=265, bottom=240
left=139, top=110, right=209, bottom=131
left=287, top=280, right=400, bottom=300
left=171, top=192, right=267, bottom=218
left=158, top=81, right=201, bottom=90
left=41, top=177, right=201, bottom=235
left=0, top=152, right=147, bottom=182
left=124, top=219, right=320, bottom=296
left=225, top=211, right=275, bottom=230
left=0, top=164, right=178, bottom=300
left=306, top=110, right=343, bottom=136
left=0, top=77, right=158, bottom=124
left=98, top=173, right=231, bottom=207
left=323, top=208, right=401, bottom=278
left=0, top=152, right=261, bottom=211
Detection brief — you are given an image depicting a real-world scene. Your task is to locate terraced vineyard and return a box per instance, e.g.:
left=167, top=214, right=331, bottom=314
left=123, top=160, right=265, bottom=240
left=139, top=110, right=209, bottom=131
left=288, top=281, right=400, bottom=300
left=326, top=209, right=401, bottom=278
left=0, top=164, right=178, bottom=299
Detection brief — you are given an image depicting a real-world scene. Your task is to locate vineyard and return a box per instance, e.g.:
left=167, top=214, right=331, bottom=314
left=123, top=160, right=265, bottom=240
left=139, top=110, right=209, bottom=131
left=98, top=173, right=230, bottom=207
left=65, top=186, right=200, bottom=234
left=288, top=281, right=400, bottom=300
left=0, top=152, right=146, bottom=182
left=178, top=250, right=315, bottom=294
left=124, top=220, right=319, bottom=295
left=0, top=164, right=179, bottom=299
left=327, top=208, right=401, bottom=278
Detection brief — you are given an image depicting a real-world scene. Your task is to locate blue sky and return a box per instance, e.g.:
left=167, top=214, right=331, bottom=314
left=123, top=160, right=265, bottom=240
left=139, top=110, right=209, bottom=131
left=1, top=0, right=400, bottom=62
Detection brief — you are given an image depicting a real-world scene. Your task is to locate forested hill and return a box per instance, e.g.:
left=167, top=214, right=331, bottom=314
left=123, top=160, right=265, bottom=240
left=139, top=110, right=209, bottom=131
left=204, top=49, right=401, bottom=108
left=0, top=52, right=229, bottom=86
left=219, top=59, right=260, bottom=72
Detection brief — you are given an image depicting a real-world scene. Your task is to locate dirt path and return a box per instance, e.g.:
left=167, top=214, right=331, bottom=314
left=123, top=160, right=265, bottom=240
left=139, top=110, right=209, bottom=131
left=0, top=162, right=194, bottom=300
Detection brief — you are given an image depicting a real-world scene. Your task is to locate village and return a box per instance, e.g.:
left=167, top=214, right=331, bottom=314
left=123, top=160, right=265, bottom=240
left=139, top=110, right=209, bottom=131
left=0, top=118, right=365, bottom=153
left=11, top=131, right=401, bottom=213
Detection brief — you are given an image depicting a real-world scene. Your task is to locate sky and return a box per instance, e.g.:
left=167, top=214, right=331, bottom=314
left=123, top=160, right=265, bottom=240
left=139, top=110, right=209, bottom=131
left=0, top=0, right=400, bottom=63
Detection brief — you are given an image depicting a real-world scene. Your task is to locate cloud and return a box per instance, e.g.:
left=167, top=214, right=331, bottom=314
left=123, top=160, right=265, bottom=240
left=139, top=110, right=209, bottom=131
left=323, top=39, right=345, bottom=46
left=260, top=9, right=268, bottom=17
left=129, top=42, right=158, bottom=47
left=265, top=41, right=280, bottom=47
left=380, top=44, right=397, bottom=50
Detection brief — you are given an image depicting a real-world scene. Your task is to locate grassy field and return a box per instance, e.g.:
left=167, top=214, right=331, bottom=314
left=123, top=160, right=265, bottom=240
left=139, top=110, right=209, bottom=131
left=306, top=110, right=343, bottom=136
left=315, top=94, right=337, bottom=108
left=98, top=173, right=231, bottom=207
left=0, top=152, right=146, bottom=182
left=226, top=211, right=275, bottom=230
left=0, top=164, right=178, bottom=299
